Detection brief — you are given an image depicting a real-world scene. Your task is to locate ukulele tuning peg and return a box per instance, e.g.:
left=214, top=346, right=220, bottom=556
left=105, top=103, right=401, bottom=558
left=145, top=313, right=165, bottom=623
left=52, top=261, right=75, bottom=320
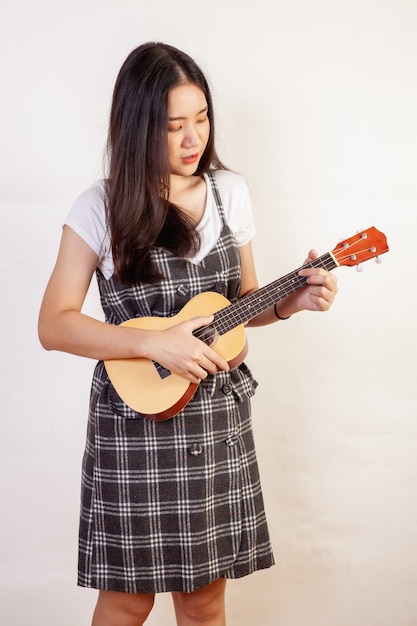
left=356, top=263, right=364, bottom=272
left=375, top=256, right=383, bottom=264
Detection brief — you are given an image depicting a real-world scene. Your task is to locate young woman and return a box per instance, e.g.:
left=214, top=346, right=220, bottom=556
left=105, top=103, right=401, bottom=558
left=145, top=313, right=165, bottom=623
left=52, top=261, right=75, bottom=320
left=38, top=42, right=338, bottom=626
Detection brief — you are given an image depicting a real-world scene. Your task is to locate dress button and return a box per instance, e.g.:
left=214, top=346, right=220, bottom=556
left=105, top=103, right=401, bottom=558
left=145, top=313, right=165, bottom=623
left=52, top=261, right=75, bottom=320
left=221, top=383, right=232, bottom=395
left=176, top=284, right=189, bottom=296
left=214, top=282, right=225, bottom=293
left=189, top=443, right=203, bottom=456
left=225, top=435, right=239, bottom=447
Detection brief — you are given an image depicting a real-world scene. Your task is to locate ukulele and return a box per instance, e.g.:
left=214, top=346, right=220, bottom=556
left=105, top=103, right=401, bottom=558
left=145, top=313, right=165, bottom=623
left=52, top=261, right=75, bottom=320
left=104, top=227, right=389, bottom=421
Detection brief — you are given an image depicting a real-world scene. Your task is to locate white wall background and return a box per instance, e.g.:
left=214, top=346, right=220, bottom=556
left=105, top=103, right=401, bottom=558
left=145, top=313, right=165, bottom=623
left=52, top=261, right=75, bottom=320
left=1, top=1, right=416, bottom=624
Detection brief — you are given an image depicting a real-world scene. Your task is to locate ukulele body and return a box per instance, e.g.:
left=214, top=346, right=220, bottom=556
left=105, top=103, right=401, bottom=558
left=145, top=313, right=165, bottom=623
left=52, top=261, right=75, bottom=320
left=104, top=291, right=246, bottom=420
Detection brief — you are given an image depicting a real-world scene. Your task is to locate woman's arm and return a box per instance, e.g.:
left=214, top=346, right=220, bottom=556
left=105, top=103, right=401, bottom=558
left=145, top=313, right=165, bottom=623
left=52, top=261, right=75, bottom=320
left=38, top=226, right=228, bottom=383
left=238, top=241, right=338, bottom=327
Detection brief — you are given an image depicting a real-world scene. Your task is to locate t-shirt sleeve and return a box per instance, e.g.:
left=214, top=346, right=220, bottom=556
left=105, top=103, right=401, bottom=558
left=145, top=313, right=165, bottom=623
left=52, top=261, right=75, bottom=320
left=64, top=181, right=113, bottom=277
left=214, top=170, right=256, bottom=247
left=233, top=176, right=256, bottom=247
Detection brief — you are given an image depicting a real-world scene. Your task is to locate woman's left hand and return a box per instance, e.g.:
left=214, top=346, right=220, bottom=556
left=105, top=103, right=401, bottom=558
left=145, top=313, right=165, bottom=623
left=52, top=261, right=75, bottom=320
left=291, top=249, right=338, bottom=313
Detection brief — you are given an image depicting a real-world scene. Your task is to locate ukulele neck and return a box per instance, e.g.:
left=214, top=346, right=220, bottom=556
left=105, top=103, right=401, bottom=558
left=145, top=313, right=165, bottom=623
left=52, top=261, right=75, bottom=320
left=213, top=252, right=337, bottom=335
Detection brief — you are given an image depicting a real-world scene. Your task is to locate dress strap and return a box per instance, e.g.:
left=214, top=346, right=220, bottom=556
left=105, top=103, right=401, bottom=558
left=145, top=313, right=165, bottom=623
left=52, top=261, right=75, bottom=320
left=207, top=170, right=227, bottom=225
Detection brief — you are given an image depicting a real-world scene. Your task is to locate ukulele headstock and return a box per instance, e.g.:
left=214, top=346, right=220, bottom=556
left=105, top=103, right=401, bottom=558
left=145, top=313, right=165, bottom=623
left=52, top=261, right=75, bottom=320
left=331, top=227, right=389, bottom=268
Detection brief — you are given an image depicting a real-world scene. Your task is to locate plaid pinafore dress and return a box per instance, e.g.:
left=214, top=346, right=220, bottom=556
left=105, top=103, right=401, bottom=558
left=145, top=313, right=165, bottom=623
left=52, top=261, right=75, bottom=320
left=78, top=172, right=274, bottom=594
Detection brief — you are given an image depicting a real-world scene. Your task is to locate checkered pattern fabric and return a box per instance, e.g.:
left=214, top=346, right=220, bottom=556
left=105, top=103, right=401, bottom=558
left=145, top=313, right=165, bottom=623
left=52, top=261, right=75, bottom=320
left=78, top=171, right=274, bottom=593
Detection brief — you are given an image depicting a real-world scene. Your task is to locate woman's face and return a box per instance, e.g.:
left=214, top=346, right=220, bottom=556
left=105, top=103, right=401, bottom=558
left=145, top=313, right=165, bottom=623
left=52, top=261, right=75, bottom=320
left=167, top=83, right=210, bottom=177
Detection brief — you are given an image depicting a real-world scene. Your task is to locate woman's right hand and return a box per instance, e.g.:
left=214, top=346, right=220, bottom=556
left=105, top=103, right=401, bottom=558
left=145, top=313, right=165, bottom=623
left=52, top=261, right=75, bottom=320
left=39, top=227, right=229, bottom=383
left=141, top=316, right=230, bottom=384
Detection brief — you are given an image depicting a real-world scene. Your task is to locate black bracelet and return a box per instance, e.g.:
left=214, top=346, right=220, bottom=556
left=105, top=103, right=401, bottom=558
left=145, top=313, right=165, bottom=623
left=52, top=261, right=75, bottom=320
left=274, top=303, right=291, bottom=320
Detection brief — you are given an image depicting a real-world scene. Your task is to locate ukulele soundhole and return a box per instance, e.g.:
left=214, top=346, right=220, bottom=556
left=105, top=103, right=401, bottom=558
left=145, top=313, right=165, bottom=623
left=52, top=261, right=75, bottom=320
left=151, top=324, right=217, bottom=381
left=195, top=324, right=218, bottom=346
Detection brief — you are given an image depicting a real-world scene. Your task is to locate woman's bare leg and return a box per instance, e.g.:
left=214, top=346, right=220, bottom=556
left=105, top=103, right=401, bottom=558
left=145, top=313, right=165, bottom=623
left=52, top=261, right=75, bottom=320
left=171, top=578, right=226, bottom=626
left=92, top=590, right=155, bottom=626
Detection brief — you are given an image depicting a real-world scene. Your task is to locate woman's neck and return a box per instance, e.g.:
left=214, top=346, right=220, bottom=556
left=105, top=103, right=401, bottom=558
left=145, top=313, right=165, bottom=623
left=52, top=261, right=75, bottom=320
left=169, top=174, right=207, bottom=226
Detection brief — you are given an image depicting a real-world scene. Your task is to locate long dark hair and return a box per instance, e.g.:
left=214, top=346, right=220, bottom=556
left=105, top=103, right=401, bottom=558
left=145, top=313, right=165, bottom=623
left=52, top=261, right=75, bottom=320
left=105, top=42, right=226, bottom=284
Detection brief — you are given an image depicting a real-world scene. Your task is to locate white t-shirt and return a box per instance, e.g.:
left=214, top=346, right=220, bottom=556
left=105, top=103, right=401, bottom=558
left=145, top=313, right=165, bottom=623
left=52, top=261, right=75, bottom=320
left=64, top=169, right=256, bottom=279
